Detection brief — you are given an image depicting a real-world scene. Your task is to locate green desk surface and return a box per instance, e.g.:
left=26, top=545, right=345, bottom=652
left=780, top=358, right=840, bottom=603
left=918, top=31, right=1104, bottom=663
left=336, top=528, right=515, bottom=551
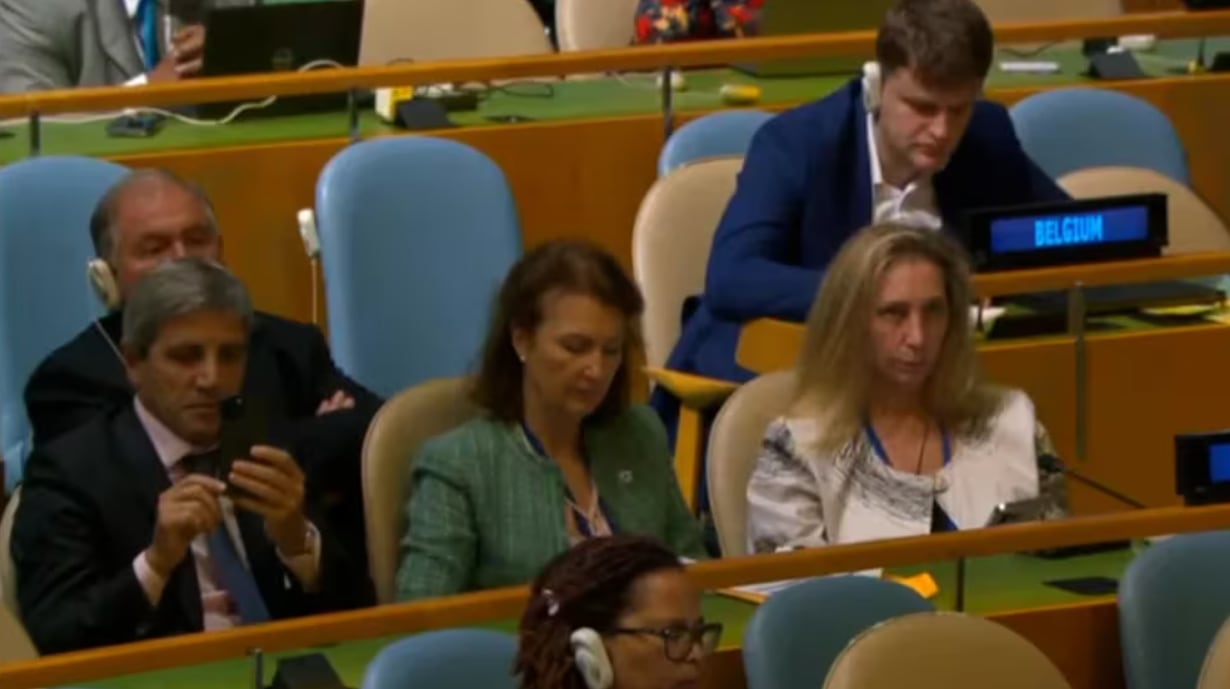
left=2, top=38, right=1227, bottom=163
left=71, top=548, right=1136, bottom=689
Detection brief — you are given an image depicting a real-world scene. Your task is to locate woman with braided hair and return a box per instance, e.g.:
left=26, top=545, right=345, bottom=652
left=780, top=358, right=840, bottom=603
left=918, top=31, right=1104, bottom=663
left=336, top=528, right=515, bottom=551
left=515, top=535, right=722, bottom=689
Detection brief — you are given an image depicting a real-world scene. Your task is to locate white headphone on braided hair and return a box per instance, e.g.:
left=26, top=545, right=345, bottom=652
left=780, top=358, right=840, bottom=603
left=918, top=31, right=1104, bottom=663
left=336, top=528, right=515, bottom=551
left=570, top=627, right=614, bottom=689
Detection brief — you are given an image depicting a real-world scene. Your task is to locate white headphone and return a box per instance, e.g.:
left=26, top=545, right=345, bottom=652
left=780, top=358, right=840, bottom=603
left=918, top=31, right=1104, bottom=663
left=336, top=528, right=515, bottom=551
left=86, top=258, right=122, bottom=311
left=862, top=61, right=882, bottom=113
left=571, top=628, right=615, bottom=689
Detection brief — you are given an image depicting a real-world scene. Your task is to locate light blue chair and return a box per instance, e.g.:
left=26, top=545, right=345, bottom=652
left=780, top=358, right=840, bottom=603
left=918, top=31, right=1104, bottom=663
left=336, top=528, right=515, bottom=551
left=1119, top=531, right=1230, bottom=689
left=361, top=629, right=518, bottom=689
left=658, top=110, right=772, bottom=176
left=1009, top=87, right=1189, bottom=185
left=315, top=137, right=522, bottom=398
left=0, top=156, right=129, bottom=491
left=742, top=575, right=935, bottom=689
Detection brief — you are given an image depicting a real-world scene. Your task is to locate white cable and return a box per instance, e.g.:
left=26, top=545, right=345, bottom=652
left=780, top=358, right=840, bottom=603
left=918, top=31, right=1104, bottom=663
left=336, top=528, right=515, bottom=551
left=0, top=59, right=347, bottom=129
left=310, top=256, right=320, bottom=327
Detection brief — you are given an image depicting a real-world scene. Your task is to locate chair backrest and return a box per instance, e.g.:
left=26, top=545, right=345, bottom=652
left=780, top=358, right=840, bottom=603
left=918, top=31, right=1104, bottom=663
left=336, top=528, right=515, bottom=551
left=1119, top=530, right=1230, bottom=689
left=0, top=156, right=129, bottom=490
left=359, top=0, right=552, bottom=64
left=361, top=628, right=518, bottom=689
left=316, top=137, right=522, bottom=398
left=1058, top=166, right=1230, bottom=254
left=1200, top=616, right=1230, bottom=689
left=0, top=488, right=36, bottom=663
left=361, top=378, right=479, bottom=603
left=632, top=157, right=742, bottom=370
left=744, top=576, right=934, bottom=689
left=556, top=0, right=637, bottom=51
left=706, top=370, right=795, bottom=557
left=658, top=111, right=773, bottom=176
left=1009, top=87, right=1189, bottom=185
left=824, top=612, right=1073, bottom=689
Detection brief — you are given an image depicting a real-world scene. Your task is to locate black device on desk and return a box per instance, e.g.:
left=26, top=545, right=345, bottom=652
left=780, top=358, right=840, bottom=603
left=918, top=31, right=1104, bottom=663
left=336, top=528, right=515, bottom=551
left=197, top=1, right=364, bottom=120
left=1175, top=431, right=1230, bottom=506
left=106, top=113, right=166, bottom=138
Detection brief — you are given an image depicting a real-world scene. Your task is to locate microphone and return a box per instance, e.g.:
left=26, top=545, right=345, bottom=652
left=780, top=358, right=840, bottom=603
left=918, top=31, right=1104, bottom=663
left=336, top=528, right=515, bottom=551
left=1033, top=454, right=1141, bottom=559
left=1039, top=454, right=1147, bottom=510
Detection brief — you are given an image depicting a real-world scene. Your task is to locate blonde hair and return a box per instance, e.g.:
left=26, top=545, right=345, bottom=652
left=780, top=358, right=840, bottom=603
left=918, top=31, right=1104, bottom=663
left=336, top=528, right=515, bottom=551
left=791, top=224, right=1003, bottom=454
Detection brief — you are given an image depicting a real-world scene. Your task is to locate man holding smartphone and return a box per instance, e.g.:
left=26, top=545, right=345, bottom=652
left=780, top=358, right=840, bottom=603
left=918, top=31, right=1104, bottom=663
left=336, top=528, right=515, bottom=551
left=13, top=258, right=373, bottom=654
left=0, top=0, right=253, bottom=92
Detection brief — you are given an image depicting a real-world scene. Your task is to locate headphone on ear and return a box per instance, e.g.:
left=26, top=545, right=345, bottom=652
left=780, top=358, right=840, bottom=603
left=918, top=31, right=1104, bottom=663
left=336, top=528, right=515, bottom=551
left=862, top=61, right=882, bottom=113
left=571, top=628, right=615, bottom=689
left=86, top=258, right=122, bottom=311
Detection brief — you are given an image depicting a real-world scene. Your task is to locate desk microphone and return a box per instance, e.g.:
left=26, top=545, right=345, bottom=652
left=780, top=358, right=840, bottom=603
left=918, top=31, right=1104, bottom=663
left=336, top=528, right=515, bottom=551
left=1039, top=454, right=1147, bottom=510
left=1033, top=454, right=1141, bottom=559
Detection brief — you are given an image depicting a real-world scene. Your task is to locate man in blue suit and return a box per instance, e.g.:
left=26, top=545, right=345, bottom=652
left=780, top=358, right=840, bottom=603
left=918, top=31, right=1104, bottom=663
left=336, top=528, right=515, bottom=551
left=655, top=0, right=1067, bottom=427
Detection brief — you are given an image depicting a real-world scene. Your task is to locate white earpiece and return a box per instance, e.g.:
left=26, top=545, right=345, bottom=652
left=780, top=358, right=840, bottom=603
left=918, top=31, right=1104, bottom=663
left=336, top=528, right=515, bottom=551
left=862, top=61, right=882, bottom=113
left=571, top=628, right=614, bottom=689
left=86, top=258, right=121, bottom=311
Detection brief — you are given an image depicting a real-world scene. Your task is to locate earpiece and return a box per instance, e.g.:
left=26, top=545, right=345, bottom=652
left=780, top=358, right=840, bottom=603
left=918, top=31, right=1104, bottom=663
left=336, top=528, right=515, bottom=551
left=571, top=628, right=614, bottom=689
left=862, top=61, right=882, bottom=114
left=86, top=258, right=121, bottom=311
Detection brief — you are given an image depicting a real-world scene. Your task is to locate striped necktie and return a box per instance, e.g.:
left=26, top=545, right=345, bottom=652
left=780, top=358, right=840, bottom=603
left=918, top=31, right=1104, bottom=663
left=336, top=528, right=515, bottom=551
left=182, top=451, right=272, bottom=625
left=135, top=0, right=161, bottom=71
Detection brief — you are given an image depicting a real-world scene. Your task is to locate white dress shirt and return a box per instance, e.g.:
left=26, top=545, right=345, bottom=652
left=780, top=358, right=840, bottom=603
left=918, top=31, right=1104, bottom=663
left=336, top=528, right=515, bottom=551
left=866, top=114, right=942, bottom=230
left=123, top=0, right=154, bottom=87
left=130, top=398, right=320, bottom=631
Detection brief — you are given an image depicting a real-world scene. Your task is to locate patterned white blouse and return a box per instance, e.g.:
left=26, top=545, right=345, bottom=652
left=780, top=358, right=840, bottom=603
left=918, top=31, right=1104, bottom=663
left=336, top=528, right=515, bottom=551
left=746, top=390, right=1068, bottom=554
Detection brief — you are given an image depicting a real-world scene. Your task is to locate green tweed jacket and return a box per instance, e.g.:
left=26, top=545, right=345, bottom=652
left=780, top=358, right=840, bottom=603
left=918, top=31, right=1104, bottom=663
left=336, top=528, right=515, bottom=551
left=395, top=404, right=706, bottom=600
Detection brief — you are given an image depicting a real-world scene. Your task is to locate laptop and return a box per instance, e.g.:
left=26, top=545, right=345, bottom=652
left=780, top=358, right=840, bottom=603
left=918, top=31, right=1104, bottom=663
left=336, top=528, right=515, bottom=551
left=734, top=0, right=896, bottom=78
left=197, top=1, right=365, bottom=120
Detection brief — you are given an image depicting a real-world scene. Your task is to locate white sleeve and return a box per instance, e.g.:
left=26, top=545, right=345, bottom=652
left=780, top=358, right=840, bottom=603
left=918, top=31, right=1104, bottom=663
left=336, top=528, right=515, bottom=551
left=746, top=418, right=828, bottom=554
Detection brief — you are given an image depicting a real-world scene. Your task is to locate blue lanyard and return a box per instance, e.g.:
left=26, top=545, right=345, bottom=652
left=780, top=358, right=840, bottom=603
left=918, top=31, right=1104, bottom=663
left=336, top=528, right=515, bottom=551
left=520, top=422, right=618, bottom=537
left=136, top=0, right=161, bottom=71
left=863, top=421, right=956, bottom=532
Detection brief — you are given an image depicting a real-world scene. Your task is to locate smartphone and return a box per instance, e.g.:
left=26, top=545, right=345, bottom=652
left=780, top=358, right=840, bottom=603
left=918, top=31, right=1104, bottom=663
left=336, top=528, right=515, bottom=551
left=106, top=113, right=166, bottom=138
left=985, top=496, right=1050, bottom=527
left=485, top=114, right=535, bottom=124
left=1044, top=576, right=1119, bottom=596
left=217, top=395, right=269, bottom=499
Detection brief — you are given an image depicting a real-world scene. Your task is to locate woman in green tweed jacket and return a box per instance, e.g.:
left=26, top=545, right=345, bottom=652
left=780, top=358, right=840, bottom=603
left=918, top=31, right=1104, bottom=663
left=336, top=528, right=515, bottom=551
left=396, top=241, right=706, bottom=601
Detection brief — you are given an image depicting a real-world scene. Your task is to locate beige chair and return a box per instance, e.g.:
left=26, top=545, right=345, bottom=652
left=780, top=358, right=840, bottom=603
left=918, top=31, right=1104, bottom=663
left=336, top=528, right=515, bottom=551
left=824, top=612, right=1073, bottom=689
left=0, top=488, right=37, bottom=662
left=362, top=378, right=479, bottom=603
left=632, top=156, right=743, bottom=370
left=359, top=0, right=553, bottom=66
left=1199, top=616, right=1230, bottom=689
left=556, top=0, right=638, bottom=51
left=706, top=370, right=795, bottom=557
left=1058, top=166, right=1230, bottom=254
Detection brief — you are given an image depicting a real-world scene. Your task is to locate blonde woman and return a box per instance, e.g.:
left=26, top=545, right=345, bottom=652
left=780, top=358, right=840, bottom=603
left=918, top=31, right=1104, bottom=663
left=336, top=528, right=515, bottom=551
left=746, top=224, right=1067, bottom=553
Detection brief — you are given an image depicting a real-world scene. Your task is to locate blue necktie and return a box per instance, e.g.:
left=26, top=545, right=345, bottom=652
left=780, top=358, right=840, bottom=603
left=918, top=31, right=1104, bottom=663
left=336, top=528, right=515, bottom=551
left=136, top=0, right=161, bottom=71
left=182, top=451, right=271, bottom=625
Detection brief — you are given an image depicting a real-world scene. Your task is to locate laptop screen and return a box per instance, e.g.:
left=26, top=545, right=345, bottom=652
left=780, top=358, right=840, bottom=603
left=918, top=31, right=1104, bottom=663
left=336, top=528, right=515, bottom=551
left=964, top=193, right=1167, bottom=271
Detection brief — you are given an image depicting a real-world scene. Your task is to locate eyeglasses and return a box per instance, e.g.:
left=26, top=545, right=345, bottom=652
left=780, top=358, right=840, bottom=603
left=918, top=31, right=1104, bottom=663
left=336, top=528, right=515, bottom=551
left=608, top=621, right=724, bottom=662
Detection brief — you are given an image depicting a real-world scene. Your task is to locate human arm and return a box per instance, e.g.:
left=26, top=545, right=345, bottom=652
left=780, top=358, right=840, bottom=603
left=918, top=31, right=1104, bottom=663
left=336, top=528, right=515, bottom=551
left=704, top=121, right=823, bottom=323
left=745, top=419, right=828, bottom=553
left=394, top=442, right=478, bottom=600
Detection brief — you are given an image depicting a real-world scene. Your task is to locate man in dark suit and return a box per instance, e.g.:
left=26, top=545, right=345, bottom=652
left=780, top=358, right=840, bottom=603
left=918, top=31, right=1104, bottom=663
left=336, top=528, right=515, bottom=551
left=654, top=0, right=1069, bottom=426
left=13, top=258, right=374, bottom=654
left=23, top=168, right=380, bottom=569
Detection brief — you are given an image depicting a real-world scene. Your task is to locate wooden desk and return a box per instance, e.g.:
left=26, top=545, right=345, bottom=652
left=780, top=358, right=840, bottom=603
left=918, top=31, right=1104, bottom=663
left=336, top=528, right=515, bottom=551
left=1, top=31, right=1228, bottom=324
left=6, top=506, right=1230, bottom=689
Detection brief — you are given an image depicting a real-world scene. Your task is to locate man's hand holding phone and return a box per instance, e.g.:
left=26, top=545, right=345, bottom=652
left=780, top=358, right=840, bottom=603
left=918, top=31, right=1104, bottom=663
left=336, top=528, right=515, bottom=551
left=148, top=24, right=206, bottom=83
left=228, top=446, right=312, bottom=556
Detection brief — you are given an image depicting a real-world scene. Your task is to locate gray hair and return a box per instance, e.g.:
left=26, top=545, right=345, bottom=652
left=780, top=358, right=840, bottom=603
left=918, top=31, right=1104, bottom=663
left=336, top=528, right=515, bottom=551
left=122, top=257, right=253, bottom=358
left=90, top=169, right=220, bottom=260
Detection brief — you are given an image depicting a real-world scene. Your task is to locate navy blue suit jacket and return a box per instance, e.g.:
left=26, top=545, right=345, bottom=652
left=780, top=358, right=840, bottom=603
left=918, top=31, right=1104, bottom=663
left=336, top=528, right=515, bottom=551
left=657, top=78, right=1068, bottom=424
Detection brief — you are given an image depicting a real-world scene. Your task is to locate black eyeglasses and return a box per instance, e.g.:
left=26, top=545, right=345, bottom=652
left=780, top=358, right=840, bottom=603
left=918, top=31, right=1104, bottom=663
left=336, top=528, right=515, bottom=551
left=608, top=621, right=723, bottom=661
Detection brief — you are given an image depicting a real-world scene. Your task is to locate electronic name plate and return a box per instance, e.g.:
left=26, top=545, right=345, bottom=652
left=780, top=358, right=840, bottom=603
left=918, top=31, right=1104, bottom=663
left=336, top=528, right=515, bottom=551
left=963, top=193, right=1167, bottom=270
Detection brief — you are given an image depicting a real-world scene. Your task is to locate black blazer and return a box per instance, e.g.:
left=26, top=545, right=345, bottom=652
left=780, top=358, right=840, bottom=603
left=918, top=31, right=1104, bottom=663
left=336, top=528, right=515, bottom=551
left=12, top=405, right=376, bottom=655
